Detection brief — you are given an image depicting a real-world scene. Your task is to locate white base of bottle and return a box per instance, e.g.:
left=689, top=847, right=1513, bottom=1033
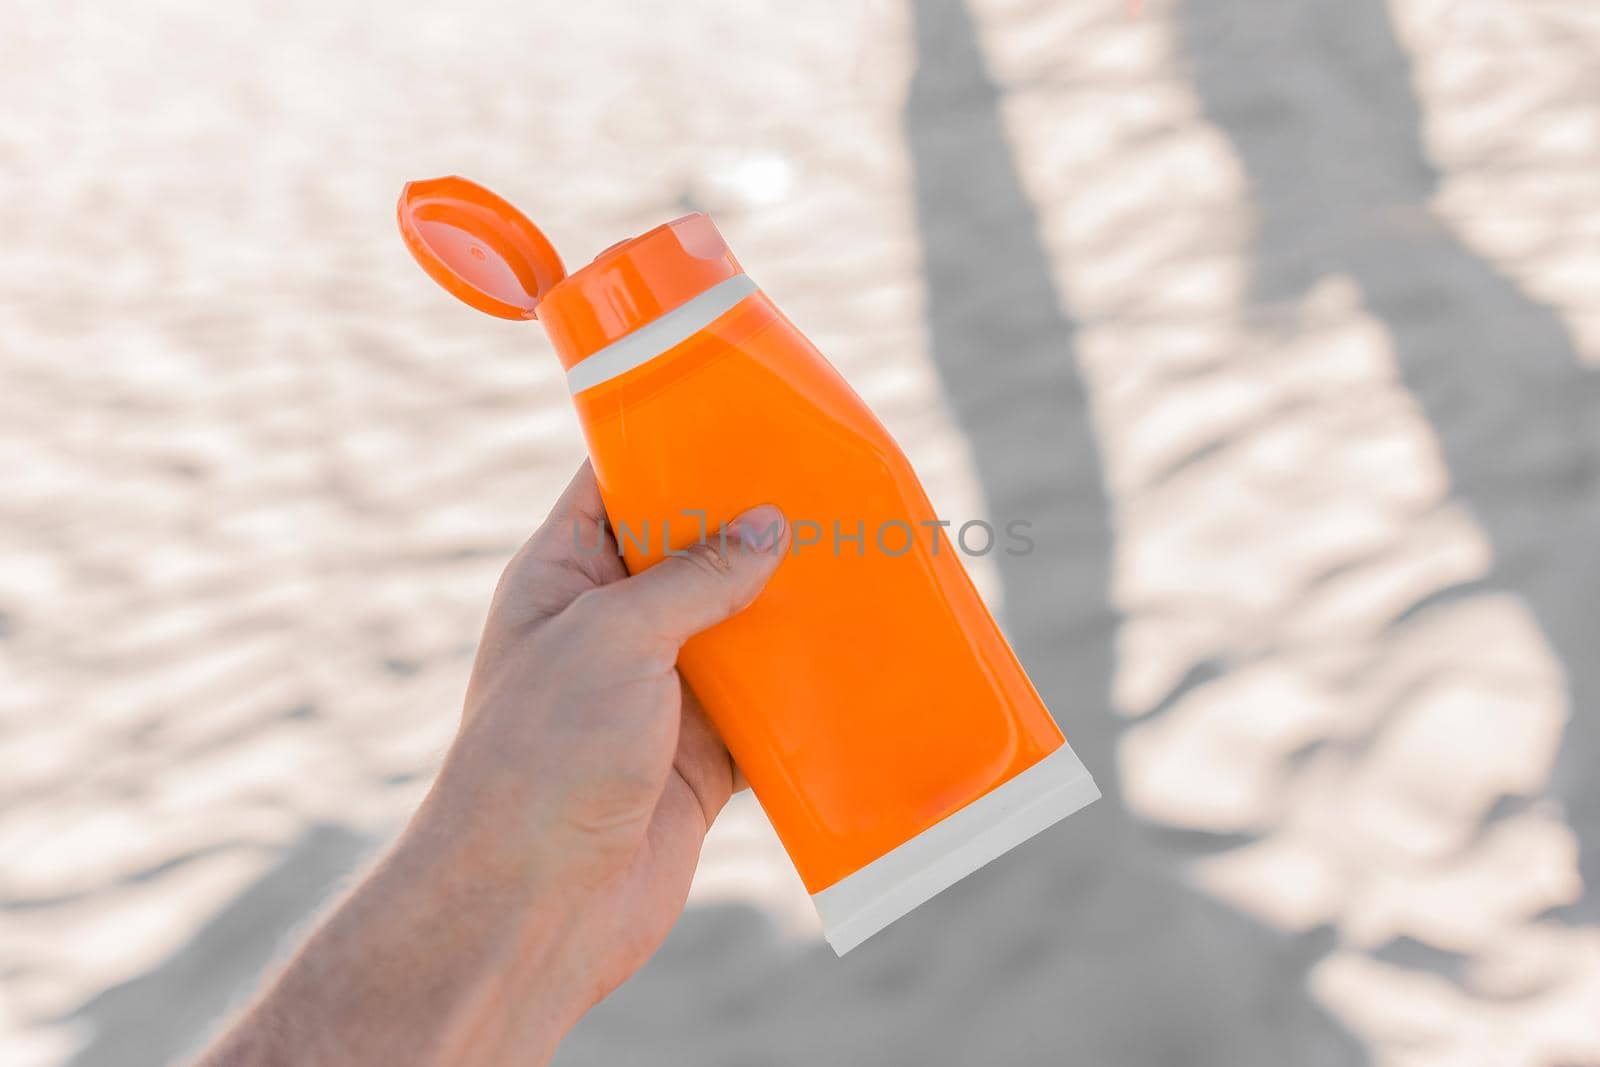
left=811, top=743, right=1100, bottom=955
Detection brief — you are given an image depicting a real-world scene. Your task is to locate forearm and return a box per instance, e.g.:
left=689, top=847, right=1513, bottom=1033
left=197, top=808, right=587, bottom=1067
left=198, top=467, right=779, bottom=1064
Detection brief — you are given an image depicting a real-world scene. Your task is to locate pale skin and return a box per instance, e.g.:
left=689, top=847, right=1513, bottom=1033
left=197, top=462, right=789, bottom=1066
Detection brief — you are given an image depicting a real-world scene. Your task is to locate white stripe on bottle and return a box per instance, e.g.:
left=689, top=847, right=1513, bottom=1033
left=564, top=273, right=758, bottom=394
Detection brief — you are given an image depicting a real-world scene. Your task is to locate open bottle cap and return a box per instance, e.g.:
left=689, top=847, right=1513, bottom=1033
left=398, top=175, right=746, bottom=370
left=396, top=176, right=567, bottom=320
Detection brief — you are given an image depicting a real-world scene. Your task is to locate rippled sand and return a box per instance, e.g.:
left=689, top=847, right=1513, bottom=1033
left=2, top=1, right=1597, bottom=1064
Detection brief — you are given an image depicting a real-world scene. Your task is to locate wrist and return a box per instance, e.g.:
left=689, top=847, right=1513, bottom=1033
left=384, top=803, right=596, bottom=1058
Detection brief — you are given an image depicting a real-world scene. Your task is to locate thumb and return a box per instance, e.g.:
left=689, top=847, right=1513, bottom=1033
left=601, top=505, right=789, bottom=654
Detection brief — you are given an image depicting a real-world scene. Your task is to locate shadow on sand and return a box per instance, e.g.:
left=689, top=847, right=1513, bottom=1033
left=56, top=825, right=372, bottom=1067
left=1176, top=0, right=1600, bottom=921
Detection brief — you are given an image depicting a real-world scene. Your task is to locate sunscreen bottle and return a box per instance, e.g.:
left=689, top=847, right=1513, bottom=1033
left=397, top=176, right=1097, bottom=953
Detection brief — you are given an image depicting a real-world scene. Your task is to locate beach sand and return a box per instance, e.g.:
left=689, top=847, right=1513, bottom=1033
left=2, top=1, right=1598, bottom=1064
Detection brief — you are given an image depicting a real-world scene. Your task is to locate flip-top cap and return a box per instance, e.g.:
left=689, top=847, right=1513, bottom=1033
left=397, top=176, right=567, bottom=320
left=398, top=176, right=745, bottom=371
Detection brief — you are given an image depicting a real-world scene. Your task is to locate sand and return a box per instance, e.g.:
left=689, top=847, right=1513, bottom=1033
left=2, top=0, right=1597, bottom=1064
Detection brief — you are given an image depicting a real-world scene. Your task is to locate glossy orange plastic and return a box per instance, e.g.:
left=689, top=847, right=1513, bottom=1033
left=397, top=177, right=566, bottom=320
left=399, top=177, right=1069, bottom=895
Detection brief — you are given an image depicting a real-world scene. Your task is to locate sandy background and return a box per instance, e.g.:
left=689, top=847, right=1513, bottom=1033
left=3, top=0, right=1599, bottom=1064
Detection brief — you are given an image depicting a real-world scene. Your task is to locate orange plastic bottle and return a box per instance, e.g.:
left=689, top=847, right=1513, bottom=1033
left=398, top=177, right=1097, bottom=952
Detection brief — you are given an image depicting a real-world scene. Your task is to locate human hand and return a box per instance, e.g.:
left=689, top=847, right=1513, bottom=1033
left=427, top=460, right=788, bottom=1014
left=197, top=462, right=787, bottom=1066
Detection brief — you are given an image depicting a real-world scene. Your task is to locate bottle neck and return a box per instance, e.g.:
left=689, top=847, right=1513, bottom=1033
left=538, top=213, right=742, bottom=370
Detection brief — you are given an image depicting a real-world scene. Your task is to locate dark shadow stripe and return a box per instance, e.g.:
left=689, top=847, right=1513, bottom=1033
left=1177, top=0, right=1600, bottom=921
left=60, top=824, right=372, bottom=1067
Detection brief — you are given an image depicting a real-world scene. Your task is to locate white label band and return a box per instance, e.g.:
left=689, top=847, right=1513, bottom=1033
left=811, top=742, right=1099, bottom=954
left=564, top=273, right=759, bottom=394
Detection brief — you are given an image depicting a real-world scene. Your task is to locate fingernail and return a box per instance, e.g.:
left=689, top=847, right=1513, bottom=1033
left=730, top=505, right=785, bottom=552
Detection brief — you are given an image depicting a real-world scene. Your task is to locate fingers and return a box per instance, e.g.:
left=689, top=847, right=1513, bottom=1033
left=674, top=680, right=738, bottom=826
left=520, top=461, right=626, bottom=584
left=484, top=464, right=625, bottom=637
left=588, top=504, right=789, bottom=656
left=542, top=460, right=609, bottom=531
